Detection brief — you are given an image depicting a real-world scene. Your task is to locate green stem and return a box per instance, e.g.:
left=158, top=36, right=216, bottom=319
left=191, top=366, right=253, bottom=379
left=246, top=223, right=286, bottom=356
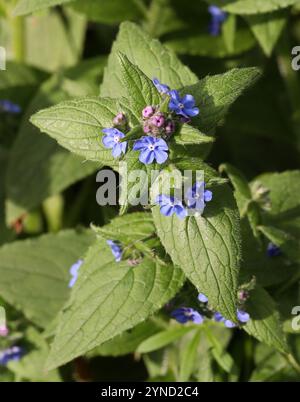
left=12, top=16, right=26, bottom=63
left=285, top=353, right=300, bottom=376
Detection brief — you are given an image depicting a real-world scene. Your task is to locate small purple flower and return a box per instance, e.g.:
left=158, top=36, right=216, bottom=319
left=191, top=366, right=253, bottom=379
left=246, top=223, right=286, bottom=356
left=156, top=194, right=187, bottom=219
left=0, top=326, right=9, bottom=337
left=267, top=243, right=281, bottom=257
left=102, top=128, right=127, bottom=158
left=186, top=182, right=212, bottom=214
left=171, top=307, right=204, bottom=324
left=169, top=90, right=199, bottom=118
left=69, top=259, right=83, bottom=288
left=237, top=309, right=250, bottom=323
left=150, top=113, right=165, bottom=128
left=142, top=106, right=155, bottom=118
left=152, top=78, right=170, bottom=94
left=208, top=5, right=227, bottom=36
left=107, top=240, right=122, bottom=262
left=133, top=136, right=168, bottom=165
left=0, top=100, right=21, bottom=114
left=198, top=293, right=208, bottom=303
left=113, top=112, right=127, bottom=126
left=0, top=346, right=23, bottom=366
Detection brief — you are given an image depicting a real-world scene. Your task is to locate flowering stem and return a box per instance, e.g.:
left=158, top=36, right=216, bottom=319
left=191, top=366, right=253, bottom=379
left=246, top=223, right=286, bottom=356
left=12, top=16, right=26, bottom=63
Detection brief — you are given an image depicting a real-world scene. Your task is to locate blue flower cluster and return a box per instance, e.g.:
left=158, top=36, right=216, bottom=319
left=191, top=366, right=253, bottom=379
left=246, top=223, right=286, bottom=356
left=155, top=181, right=213, bottom=220
left=101, top=78, right=199, bottom=166
left=208, top=5, right=227, bottom=36
left=171, top=293, right=250, bottom=328
left=0, top=346, right=23, bottom=366
left=68, top=259, right=83, bottom=288
left=0, top=100, right=21, bottom=114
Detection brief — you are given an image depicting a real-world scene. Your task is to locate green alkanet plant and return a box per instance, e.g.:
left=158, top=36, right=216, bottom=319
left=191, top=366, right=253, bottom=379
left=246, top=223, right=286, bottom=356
left=1, top=0, right=300, bottom=382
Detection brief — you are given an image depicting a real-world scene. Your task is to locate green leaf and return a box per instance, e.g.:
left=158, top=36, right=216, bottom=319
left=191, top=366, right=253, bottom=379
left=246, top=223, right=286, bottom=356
left=173, top=125, right=215, bottom=146
left=152, top=177, right=242, bottom=322
left=92, top=212, right=155, bottom=243
left=87, top=320, right=161, bottom=358
left=223, top=14, right=237, bottom=53
left=137, top=326, right=195, bottom=354
left=205, top=326, right=237, bottom=375
left=258, top=225, right=300, bottom=264
left=70, top=0, right=142, bottom=24
left=244, top=286, right=289, bottom=354
left=30, top=96, right=119, bottom=167
left=8, top=327, right=61, bottom=382
left=46, top=238, right=185, bottom=369
left=117, top=53, right=162, bottom=120
left=6, top=58, right=105, bottom=224
left=182, top=67, right=261, bottom=133
left=25, top=9, right=86, bottom=72
left=0, top=229, right=94, bottom=328
left=0, top=62, right=46, bottom=108
left=251, top=171, right=300, bottom=241
left=240, top=219, right=297, bottom=287
left=219, top=163, right=252, bottom=217
left=165, top=29, right=255, bottom=58
left=178, top=329, right=202, bottom=381
left=13, top=0, right=73, bottom=16
left=245, top=10, right=287, bottom=56
left=207, top=0, right=300, bottom=15
left=101, top=22, right=198, bottom=98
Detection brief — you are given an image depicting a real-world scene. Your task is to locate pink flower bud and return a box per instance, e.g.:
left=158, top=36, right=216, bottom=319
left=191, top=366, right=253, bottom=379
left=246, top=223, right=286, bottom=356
left=113, top=112, right=126, bottom=126
left=142, top=106, right=155, bottom=119
left=151, top=113, right=165, bottom=128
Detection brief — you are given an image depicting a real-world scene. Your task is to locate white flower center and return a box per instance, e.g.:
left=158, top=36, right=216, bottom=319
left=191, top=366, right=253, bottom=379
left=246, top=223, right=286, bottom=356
left=114, top=135, right=120, bottom=143
left=178, top=103, right=184, bottom=109
left=148, top=144, right=155, bottom=151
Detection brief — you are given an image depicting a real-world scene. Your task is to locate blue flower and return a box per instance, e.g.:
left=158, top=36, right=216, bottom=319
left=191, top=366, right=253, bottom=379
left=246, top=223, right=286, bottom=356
left=198, top=293, right=208, bottom=303
left=214, top=312, right=236, bottom=328
left=107, top=240, right=122, bottom=262
left=133, top=136, right=168, bottom=165
left=171, top=307, right=204, bottom=324
left=102, top=128, right=127, bottom=158
left=237, top=309, right=250, bottom=323
left=267, top=242, right=281, bottom=257
left=214, top=309, right=250, bottom=328
left=208, top=5, right=227, bottom=36
left=0, top=346, right=23, bottom=366
left=156, top=194, right=187, bottom=219
left=152, top=78, right=170, bottom=94
left=186, top=182, right=212, bottom=214
left=169, top=90, right=199, bottom=118
left=68, top=259, right=83, bottom=288
left=0, top=100, right=21, bottom=114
